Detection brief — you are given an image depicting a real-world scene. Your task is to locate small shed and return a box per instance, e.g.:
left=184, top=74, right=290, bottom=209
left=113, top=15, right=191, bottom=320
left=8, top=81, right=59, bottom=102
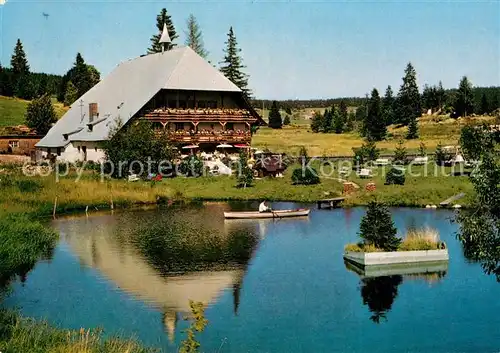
left=253, top=153, right=288, bottom=177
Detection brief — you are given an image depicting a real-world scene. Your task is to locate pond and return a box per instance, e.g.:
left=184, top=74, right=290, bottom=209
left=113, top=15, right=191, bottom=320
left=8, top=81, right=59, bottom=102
left=2, top=203, right=499, bottom=352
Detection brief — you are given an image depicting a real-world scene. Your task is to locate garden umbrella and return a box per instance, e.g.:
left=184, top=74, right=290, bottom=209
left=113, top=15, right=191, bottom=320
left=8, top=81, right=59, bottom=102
left=182, top=145, right=199, bottom=149
left=216, top=144, right=232, bottom=148
left=234, top=144, right=250, bottom=148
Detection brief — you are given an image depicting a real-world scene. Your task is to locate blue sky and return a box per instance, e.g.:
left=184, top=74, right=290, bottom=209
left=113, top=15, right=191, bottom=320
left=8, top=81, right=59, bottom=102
left=1, top=0, right=499, bottom=99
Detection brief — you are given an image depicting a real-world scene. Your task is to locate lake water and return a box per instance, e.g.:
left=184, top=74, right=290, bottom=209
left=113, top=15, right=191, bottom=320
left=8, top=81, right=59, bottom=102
left=2, top=203, right=500, bottom=352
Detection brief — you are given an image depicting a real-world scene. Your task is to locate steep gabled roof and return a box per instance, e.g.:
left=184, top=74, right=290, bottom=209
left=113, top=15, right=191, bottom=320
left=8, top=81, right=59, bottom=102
left=37, top=46, right=242, bottom=148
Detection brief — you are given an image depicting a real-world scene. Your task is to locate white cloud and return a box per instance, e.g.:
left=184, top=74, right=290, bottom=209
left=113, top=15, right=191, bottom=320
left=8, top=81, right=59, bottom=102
left=0, top=0, right=6, bottom=5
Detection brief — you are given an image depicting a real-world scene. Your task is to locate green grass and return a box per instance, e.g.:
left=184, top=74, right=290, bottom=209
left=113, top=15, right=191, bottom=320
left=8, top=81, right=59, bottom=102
left=0, top=310, right=155, bottom=353
left=0, top=96, right=67, bottom=128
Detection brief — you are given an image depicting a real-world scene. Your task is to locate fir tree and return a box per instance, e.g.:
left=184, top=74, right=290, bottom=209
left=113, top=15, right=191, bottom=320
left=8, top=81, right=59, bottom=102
left=73, top=53, right=93, bottom=97
left=283, top=115, right=291, bottom=125
left=382, top=85, right=395, bottom=126
left=365, top=88, right=386, bottom=141
left=436, top=81, right=446, bottom=112
left=407, top=114, right=419, bottom=139
left=310, top=111, right=323, bottom=133
left=64, top=81, right=78, bottom=106
left=268, top=101, right=282, bottom=129
left=322, top=107, right=333, bottom=133
left=219, top=27, right=251, bottom=98
left=344, top=112, right=355, bottom=132
left=15, top=74, right=36, bottom=100
left=479, top=93, right=490, bottom=115
left=10, top=39, right=30, bottom=75
left=359, top=201, right=400, bottom=251
left=58, top=54, right=100, bottom=104
left=185, top=14, right=208, bottom=58
left=336, top=100, right=348, bottom=133
left=393, top=140, right=407, bottom=165
left=148, top=8, right=178, bottom=53
left=25, top=94, right=57, bottom=135
left=454, top=76, right=475, bottom=117
left=396, top=62, right=421, bottom=125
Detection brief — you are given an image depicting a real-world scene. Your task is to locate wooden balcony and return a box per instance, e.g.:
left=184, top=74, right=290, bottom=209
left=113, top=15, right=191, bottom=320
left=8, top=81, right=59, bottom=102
left=143, top=108, right=255, bottom=123
left=164, top=131, right=251, bottom=145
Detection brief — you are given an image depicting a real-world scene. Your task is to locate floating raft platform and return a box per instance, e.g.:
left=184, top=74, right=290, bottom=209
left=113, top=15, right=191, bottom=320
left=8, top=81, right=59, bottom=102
left=317, top=197, right=346, bottom=209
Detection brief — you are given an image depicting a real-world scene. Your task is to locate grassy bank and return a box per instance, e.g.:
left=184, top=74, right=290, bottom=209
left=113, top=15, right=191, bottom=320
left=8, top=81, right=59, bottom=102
left=0, top=310, right=154, bottom=353
left=0, top=161, right=473, bottom=215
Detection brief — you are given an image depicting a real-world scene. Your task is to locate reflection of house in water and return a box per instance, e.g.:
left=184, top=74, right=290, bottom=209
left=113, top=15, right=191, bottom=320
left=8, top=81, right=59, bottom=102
left=345, top=260, right=448, bottom=323
left=54, top=207, right=259, bottom=342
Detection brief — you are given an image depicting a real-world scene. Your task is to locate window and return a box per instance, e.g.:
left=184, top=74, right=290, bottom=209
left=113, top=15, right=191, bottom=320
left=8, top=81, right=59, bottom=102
left=8, top=141, right=19, bottom=149
left=175, top=122, right=184, bottom=131
left=178, top=100, right=187, bottom=109
left=198, top=100, right=207, bottom=109
left=208, top=101, right=217, bottom=109
left=226, top=123, right=234, bottom=131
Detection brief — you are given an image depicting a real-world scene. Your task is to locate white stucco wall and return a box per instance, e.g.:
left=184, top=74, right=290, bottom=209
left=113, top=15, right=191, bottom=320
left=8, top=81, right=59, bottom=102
left=38, top=141, right=105, bottom=163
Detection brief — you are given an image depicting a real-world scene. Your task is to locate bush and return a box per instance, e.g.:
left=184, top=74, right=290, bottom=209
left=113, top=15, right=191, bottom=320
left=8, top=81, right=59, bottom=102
left=385, top=167, right=405, bottom=185
left=179, top=155, right=204, bottom=177
left=291, top=167, right=320, bottom=185
left=359, top=201, right=401, bottom=251
left=236, top=152, right=253, bottom=188
left=353, top=140, right=380, bottom=167
left=15, top=179, right=43, bottom=193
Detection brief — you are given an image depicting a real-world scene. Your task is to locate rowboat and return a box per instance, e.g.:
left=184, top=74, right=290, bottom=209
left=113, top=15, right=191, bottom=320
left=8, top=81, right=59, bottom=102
left=224, top=208, right=310, bottom=219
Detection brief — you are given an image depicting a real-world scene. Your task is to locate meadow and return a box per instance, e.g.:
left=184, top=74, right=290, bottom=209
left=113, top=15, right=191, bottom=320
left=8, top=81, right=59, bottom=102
left=0, top=96, right=67, bottom=128
left=252, top=114, right=495, bottom=156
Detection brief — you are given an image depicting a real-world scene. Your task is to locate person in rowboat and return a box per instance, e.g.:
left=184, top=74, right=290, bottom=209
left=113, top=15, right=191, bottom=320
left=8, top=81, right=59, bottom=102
left=259, top=200, right=272, bottom=213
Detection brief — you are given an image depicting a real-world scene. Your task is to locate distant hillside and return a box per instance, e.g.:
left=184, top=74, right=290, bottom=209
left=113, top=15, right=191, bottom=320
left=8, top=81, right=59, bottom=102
left=252, top=86, right=500, bottom=112
left=0, top=96, right=68, bottom=128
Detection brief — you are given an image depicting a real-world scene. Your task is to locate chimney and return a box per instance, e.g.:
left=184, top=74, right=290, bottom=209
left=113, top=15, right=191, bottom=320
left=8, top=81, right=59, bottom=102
left=89, top=103, right=99, bottom=123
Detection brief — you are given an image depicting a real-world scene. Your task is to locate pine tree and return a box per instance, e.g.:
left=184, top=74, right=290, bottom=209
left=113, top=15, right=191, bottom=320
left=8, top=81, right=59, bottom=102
left=344, top=112, right=355, bottom=132
left=338, top=100, right=348, bottom=132
left=396, top=62, right=421, bottom=125
left=407, top=114, right=419, bottom=139
left=454, top=76, right=474, bottom=117
left=382, top=85, right=395, bottom=126
left=73, top=53, right=91, bottom=97
left=148, top=8, right=178, bottom=53
left=333, top=104, right=344, bottom=134
left=359, top=201, right=400, bottom=251
left=479, top=93, right=490, bottom=115
left=283, top=115, right=291, bottom=125
left=268, top=101, right=282, bottom=129
left=10, top=39, right=30, bottom=75
left=15, top=74, right=36, bottom=100
left=219, top=27, right=251, bottom=98
left=58, top=54, right=100, bottom=103
left=365, top=88, right=386, bottom=141
left=393, top=140, right=407, bottom=165
left=322, top=108, right=333, bottom=133
left=64, top=81, right=78, bottom=106
left=25, top=94, right=57, bottom=135
left=185, top=14, right=208, bottom=58
left=436, top=81, right=446, bottom=112
left=310, top=111, right=323, bottom=133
